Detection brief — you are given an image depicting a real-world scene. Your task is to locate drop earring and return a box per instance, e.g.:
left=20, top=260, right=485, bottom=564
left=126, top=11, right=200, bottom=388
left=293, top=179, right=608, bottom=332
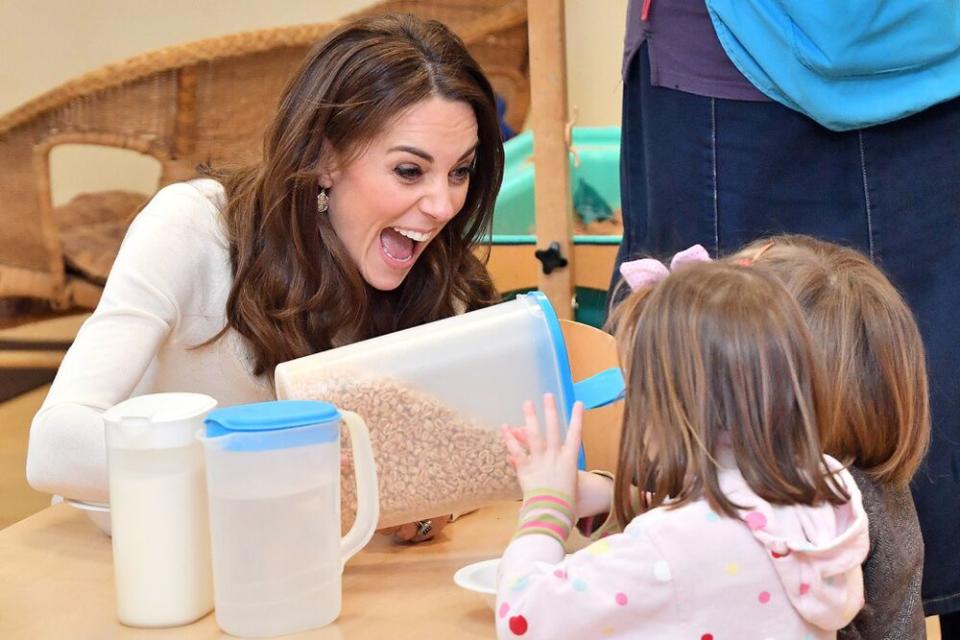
left=317, top=187, right=329, bottom=214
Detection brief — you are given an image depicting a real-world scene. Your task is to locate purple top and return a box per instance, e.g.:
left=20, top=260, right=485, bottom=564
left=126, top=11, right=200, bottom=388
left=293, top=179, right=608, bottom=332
left=623, top=0, right=769, bottom=102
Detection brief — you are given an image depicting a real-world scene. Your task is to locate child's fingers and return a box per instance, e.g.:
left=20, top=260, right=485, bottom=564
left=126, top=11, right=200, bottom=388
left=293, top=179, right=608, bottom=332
left=563, top=401, right=585, bottom=456
left=521, top=400, right=543, bottom=451
left=501, top=425, right=528, bottom=464
left=543, top=393, right=560, bottom=451
left=510, top=426, right=529, bottom=446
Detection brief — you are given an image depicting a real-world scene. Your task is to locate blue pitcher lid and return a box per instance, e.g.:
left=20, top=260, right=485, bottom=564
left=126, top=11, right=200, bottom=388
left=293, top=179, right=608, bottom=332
left=205, top=400, right=340, bottom=438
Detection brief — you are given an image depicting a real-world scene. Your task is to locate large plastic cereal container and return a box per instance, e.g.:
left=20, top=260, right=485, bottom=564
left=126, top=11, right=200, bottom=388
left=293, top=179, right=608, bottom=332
left=274, top=292, right=596, bottom=529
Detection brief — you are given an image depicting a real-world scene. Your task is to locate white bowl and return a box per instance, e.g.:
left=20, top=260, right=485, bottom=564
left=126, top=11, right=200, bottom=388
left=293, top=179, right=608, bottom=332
left=64, top=498, right=112, bottom=536
left=453, top=558, right=499, bottom=610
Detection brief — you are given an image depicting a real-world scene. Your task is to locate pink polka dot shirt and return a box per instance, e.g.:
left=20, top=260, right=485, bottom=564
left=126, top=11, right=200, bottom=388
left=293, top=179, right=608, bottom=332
left=495, top=455, right=869, bottom=639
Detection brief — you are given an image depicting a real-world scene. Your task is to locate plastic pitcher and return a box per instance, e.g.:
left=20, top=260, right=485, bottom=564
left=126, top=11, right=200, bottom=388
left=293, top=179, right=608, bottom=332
left=103, top=392, right=217, bottom=628
left=274, top=292, right=623, bottom=529
left=200, top=400, right=379, bottom=638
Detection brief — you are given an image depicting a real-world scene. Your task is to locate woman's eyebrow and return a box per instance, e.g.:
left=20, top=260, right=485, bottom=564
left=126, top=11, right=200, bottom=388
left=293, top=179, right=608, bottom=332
left=388, top=145, right=433, bottom=162
left=387, top=141, right=479, bottom=163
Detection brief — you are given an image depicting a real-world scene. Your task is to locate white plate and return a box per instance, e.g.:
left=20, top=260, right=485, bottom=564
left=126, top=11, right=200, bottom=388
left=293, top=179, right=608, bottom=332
left=453, top=558, right=499, bottom=610
left=63, top=498, right=112, bottom=536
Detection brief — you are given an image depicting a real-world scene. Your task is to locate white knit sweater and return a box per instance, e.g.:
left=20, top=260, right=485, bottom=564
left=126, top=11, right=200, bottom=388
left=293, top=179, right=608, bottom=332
left=27, top=180, right=273, bottom=503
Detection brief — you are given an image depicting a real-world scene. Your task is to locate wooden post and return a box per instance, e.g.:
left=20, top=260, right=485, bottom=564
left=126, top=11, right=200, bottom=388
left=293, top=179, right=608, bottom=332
left=527, top=0, right=575, bottom=319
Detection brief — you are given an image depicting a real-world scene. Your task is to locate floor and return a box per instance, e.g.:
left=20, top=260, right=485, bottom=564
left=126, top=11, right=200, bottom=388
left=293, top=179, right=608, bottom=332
left=0, top=313, right=944, bottom=638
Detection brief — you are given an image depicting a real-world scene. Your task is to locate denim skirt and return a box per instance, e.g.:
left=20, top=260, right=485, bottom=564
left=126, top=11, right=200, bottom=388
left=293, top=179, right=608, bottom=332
left=614, top=45, right=960, bottom=615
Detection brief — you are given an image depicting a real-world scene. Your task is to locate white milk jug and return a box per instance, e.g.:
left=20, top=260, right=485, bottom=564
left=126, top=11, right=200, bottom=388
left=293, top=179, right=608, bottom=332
left=104, top=392, right=217, bottom=628
left=200, top=400, right=379, bottom=638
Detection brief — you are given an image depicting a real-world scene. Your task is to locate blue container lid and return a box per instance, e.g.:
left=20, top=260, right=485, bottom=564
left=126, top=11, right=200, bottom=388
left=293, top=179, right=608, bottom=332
left=205, top=400, right=341, bottom=451
left=527, top=292, right=575, bottom=414
left=526, top=292, right=585, bottom=471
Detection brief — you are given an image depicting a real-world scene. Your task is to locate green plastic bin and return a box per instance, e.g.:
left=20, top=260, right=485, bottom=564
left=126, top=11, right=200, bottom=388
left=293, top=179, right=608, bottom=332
left=490, top=127, right=622, bottom=328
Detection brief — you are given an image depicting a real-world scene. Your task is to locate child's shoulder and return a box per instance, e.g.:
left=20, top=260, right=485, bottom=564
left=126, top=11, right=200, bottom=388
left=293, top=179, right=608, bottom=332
left=848, top=464, right=921, bottom=544
left=626, top=497, right=728, bottom=538
left=618, top=497, right=775, bottom=590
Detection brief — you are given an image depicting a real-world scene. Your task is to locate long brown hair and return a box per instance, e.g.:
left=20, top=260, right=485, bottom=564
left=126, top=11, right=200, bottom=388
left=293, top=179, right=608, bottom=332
left=733, top=235, right=930, bottom=488
left=609, top=262, right=848, bottom=525
left=211, top=14, right=502, bottom=376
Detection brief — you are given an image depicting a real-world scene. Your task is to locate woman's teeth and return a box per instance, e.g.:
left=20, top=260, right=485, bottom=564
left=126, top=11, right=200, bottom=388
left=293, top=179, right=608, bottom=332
left=392, top=227, right=430, bottom=242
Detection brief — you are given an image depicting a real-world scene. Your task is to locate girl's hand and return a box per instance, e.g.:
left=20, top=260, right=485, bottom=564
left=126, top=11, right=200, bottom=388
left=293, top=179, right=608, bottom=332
left=501, top=393, right=584, bottom=498
left=506, top=427, right=613, bottom=517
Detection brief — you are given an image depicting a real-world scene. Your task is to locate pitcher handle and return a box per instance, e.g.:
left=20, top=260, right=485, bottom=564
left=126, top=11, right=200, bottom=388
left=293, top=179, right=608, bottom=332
left=339, top=410, right=379, bottom=570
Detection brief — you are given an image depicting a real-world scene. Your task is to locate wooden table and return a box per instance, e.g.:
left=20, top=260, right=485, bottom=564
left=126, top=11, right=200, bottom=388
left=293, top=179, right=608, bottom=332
left=0, top=502, right=519, bottom=639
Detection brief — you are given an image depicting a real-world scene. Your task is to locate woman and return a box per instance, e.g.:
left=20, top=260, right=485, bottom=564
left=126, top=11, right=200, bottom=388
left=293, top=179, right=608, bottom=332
left=27, top=14, right=504, bottom=542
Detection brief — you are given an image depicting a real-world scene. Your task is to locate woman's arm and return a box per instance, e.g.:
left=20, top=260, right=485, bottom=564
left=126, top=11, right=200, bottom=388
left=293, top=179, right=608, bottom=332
left=26, top=183, right=221, bottom=502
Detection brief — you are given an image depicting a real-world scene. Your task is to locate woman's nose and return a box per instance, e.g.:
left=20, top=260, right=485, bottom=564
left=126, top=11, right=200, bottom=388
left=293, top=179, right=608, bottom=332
left=419, top=180, right=459, bottom=223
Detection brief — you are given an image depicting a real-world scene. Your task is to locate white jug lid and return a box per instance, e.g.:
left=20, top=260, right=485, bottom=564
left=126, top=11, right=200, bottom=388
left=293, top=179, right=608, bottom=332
left=104, top=392, right=218, bottom=449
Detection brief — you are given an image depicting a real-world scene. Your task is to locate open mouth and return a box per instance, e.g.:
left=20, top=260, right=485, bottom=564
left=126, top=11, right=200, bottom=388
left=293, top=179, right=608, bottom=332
left=379, top=226, right=432, bottom=263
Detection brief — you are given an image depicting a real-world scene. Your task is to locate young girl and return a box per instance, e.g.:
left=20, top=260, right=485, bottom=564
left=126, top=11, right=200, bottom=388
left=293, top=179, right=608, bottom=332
left=497, top=260, right=869, bottom=639
left=734, top=235, right=930, bottom=640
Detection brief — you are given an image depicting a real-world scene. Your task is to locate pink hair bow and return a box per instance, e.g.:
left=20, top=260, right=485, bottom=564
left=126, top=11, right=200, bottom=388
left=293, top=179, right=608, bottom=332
left=619, top=244, right=712, bottom=291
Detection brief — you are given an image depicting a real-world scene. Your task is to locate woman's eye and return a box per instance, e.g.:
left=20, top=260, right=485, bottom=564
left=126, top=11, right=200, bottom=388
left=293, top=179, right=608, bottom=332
left=394, top=165, right=422, bottom=181
left=451, top=165, right=474, bottom=184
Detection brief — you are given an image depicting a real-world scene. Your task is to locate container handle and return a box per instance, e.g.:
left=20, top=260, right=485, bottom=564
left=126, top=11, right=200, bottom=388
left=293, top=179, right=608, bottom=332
left=573, top=368, right=625, bottom=409
left=339, top=411, right=379, bottom=570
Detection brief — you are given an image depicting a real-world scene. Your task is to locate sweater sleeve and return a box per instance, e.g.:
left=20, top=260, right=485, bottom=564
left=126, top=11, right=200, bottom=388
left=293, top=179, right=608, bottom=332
left=496, top=521, right=677, bottom=639
left=26, top=183, right=222, bottom=503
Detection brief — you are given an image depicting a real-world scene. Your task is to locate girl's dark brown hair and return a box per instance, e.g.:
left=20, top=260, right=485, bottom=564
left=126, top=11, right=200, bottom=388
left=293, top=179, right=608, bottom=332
left=609, top=262, right=848, bottom=525
left=209, top=14, right=502, bottom=376
left=732, top=235, right=930, bottom=488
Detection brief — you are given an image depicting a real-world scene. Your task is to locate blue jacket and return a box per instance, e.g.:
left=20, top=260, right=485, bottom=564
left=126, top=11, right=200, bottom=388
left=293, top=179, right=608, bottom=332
left=707, top=1, right=960, bottom=130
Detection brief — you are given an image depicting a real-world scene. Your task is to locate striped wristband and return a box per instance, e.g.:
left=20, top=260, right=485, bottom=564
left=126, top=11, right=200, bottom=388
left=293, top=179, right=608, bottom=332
left=513, top=488, right=575, bottom=544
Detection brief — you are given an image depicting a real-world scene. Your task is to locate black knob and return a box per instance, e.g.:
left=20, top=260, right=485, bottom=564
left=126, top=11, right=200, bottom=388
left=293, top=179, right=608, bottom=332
left=534, top=242, right=569, bottom=275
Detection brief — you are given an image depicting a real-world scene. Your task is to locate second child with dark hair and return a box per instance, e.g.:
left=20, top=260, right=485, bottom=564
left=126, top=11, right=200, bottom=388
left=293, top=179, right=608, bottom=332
left=733, top=235, right=931, bottom=639
left=496, top=260, right=869, bottom=639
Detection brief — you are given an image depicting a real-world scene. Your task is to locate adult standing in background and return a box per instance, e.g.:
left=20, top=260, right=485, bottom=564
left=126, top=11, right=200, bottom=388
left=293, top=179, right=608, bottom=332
left=610, top=1, right=960, bottom=635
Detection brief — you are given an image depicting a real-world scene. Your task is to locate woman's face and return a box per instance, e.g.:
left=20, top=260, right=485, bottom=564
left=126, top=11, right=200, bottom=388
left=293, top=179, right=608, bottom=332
left=321, top=96, right=479, bottom=291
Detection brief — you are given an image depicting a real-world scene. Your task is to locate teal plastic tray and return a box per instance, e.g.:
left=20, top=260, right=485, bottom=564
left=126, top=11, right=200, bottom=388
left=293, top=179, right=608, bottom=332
left=492, top=127, right=621, bottom=236
left=490, top=127, right=622, bottom=327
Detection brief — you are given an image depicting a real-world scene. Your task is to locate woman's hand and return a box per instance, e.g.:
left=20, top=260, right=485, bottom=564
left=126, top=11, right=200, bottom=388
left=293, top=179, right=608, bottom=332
left=352, top=452, right=450, bottom=544
left=378, top=516, right=451, bottom=543
left=502, top=393, right=584, bottom=499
